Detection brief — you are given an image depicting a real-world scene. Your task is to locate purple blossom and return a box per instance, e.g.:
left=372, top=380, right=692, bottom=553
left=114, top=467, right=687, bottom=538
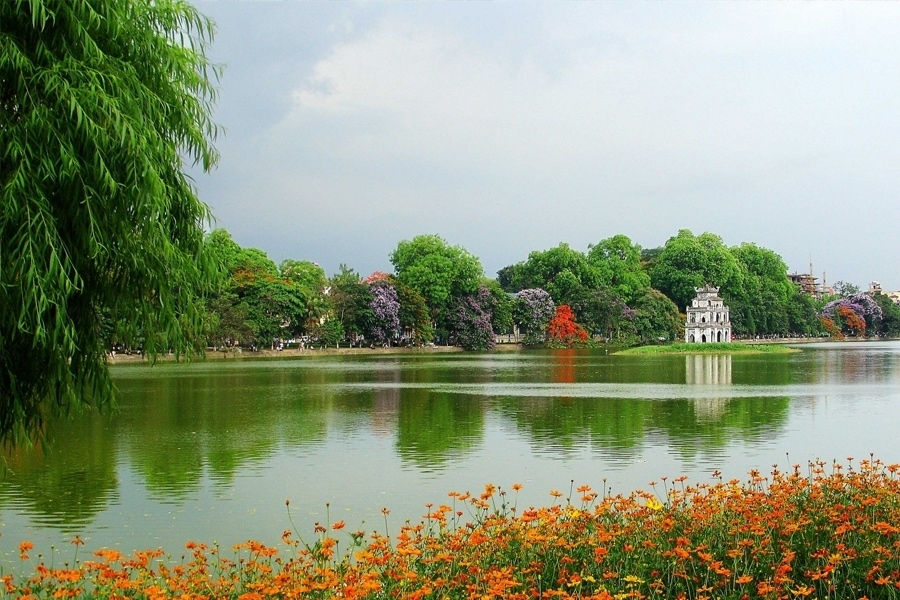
left=515, top=288, right=556, bottom=323
left=822, top=293, right=882, bottom=322
left=514, top=288, right=555, bottom=345
left=369, top=281, right=400, bottom=344
left=452, top=285, right=496, bottom=351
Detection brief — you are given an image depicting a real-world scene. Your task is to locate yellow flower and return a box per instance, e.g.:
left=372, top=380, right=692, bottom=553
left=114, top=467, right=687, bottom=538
left=646, top=498, right=664, bottom=511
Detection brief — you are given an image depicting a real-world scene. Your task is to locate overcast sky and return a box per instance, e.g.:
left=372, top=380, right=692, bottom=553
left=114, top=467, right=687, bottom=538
left=191, top=1, right=900, bottom=290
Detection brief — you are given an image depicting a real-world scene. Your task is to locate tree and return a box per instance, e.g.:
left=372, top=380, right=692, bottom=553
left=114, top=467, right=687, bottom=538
left=569, top=284, right=634, bottom=340
left=496, top=264, right=521, bottom=293
left=280, top=259, right=328, bottom=333
left=587, top=234, right=650, bottom=303
left=509, top=243, right=601, bottom=304
left=483, top=279, right=514, bottom=336
left=391, top=277, right=434, bottom=345
left=390, top=235, right=483, bottom=335
left=729, top=243, right=795, bottom=336
left=449, top=286, right=496, bottom=351
left=204, top=291, right=252, bottom=350
left=546, top=305, right=588, bottom=347
left=650, top=230, right=743, bottom=314
left=821, top=294, right=882, bottom=338
left=631, top=289, right=682, bottom=343
left=873, top=293, right=900, bottom=338
left=787, top=292, right=822, bottom=336
left=832, top=280, right=861, bottom=297
left=513, top=288, right=556, bottom=345
left=328, top=265, right=373, bottom=341
left=1, top=0, right=220, bottom=442
left=368, top=280, right=400, bottom=345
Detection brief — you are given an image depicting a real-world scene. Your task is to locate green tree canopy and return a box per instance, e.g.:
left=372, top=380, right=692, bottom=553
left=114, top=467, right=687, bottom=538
left=729, top=243, right=795, bottom=335
left=631, top=289, right=682, bottom=343
left=328, top=265, right=373, bottom=339
left=587, top=234, right=651, bottom=303
left=649, top=230, right=743, bottom=312
left=390, top=234, right=483, bottom=325
left=510, top=243, right=601, bottom=305
left=1, top=0, right=220, bottom=442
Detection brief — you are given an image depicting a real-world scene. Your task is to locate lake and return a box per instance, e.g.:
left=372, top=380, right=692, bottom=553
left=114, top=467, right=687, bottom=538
left=2, top=341, right=900, bottom=562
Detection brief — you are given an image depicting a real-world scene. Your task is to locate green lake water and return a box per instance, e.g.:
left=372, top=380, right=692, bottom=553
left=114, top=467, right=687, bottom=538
left=2, top=341, right=900, bottom=560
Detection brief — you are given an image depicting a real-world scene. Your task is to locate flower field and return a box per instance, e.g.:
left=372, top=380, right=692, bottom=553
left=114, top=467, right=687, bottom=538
left=3, top=458, right=900, bottom=599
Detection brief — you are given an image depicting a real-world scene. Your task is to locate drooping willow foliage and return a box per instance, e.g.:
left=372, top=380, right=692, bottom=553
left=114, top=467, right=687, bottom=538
left=0, top=0, right=221, bottom=443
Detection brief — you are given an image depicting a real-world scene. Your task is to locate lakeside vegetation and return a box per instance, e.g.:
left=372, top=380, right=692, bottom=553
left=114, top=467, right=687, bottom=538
left=617, top=342, right=801, bottom=355
left=196, top=229, right=900, bottom=360
left=4, top=458, right=900, bottom=599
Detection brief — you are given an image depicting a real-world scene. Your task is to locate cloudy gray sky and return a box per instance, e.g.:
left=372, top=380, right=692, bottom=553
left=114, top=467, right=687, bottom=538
left=191, top=1, right=900, bottom=290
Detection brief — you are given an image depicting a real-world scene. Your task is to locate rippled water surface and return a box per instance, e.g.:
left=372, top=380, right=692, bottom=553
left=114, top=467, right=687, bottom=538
left=3, top=342, right=900, bottom=558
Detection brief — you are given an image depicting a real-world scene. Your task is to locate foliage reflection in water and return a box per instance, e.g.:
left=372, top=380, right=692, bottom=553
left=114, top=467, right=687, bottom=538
left=1, top=342, right=900, bottom=559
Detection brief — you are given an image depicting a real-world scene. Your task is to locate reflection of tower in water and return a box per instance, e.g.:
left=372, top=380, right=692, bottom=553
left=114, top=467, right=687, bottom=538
left=372, top=367, right=401, bottom=436
left=685, top=355, right=732, bottom=420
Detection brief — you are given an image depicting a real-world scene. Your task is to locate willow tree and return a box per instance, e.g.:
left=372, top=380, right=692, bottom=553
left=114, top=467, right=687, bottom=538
left=0, top=0, right=221, bottom=442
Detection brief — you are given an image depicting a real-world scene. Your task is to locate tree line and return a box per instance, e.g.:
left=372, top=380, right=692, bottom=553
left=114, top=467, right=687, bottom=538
left=191, top=229, right=900, bottom=353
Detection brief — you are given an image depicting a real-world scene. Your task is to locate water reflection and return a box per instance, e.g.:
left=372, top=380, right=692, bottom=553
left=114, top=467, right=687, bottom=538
left=685, top=355, right=731, bottom=421
left=685, top=355, right=732, bottom=386
left=2, top=343, right=900, bottom=550
left=396, top=388, right=484, bottom=470
left=0, top=413, right=118, bottom=530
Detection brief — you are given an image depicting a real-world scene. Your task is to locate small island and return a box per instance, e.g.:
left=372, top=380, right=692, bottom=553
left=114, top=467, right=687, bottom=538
left=617, top=342, right=800, bottom=355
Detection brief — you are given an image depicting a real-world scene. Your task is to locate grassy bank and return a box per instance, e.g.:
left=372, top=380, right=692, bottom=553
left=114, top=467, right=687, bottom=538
left=617, top=342, right=800, bottom=355
left=4, top=458, right=900, bottom=599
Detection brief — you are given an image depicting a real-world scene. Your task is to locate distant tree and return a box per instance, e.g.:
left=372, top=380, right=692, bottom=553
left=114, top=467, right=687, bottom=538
left=873, top=294, right=900, bottom=338
left=204, top=291, right=252, bottom=349
left=547, top=305, right=588, bottom=348
left=510, top=243, right=601, bottom=304
left=483, top=279, right=514, bottom=336
left=514, top=288, right=556, bottom=346
left=1, top=0, right=221, bottom=442
left=587, top=234, right=651, bottom=303
left=450, top=286, right=496, bottom=351
left=368, top=280, right=400, bottom=345
left=280, top=259, right=327, bottom=293
left=631, top=289, right=682, bottom=343
left=391, top=278, right=434, bottom=345
left=787, top=292, right=823, bottom=336
left=328, top=265, right=373, bottom=341
left=318, top=317, right=345, bottom=348
left=729, top=243, right=795, bottom=335
left=650, top=230, right=743, bottom=314
left=569, top=285, right=633, bottom=341
left=390, top=235, right=483, bottom=334
left=833, top=281, right=861, bottom=297
left=496, top=264, right=521, bottom=293
left=822, top=294, right=882, bottom=338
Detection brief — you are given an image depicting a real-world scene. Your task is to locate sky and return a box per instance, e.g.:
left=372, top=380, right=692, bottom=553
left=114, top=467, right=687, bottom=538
left=190, top=1, right=900, bottom=290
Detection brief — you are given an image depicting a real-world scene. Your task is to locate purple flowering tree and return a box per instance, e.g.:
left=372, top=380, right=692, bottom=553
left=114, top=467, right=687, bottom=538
left=822, top=292, right=882, bottom=336
left=368, top=281, right=400, bottom=345
left=451, top=285, right=496, bottom=351
left=514, top=288, right=556, bottom=346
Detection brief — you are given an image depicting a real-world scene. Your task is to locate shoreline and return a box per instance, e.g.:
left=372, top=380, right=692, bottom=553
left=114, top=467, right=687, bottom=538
left=106, top=342, right=525, bottom=364
left=107, top=336, right=897, bottom=364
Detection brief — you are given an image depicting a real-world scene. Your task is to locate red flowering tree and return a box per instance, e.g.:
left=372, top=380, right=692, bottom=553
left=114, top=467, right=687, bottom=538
left=836, top=305, right=867, bottom=338
left=547, top=305, right=589, bottom=347
left=819, top=316, right=845, bottom=340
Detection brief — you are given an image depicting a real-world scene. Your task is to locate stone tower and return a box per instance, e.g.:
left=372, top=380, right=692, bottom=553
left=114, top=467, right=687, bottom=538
left=685, top=285, right=731, bottom=343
